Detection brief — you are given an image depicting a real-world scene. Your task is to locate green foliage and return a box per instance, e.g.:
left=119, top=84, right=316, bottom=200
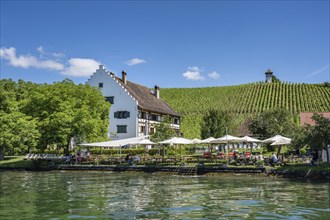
left=249, top=108, right=297, bottom=139
left=0, top=80, right=40, bottom=159
left=304, top=114, right=330, bottom=151
left=289, top=126, right=306, bottom=150
left=161, top=82, right=330, bottom=138
left=200, top=110, right=235, bottom=139
left=150, top=116, right=176, bottom=142
left=272, top=75, right=281, bottom=83
left=0, top=79, right=110, bottom=158
left=0, top=111, right=40, bottom=156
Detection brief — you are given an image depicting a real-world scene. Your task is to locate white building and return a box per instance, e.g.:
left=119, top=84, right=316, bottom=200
left=87, top=65, right=181, bottom=140
left=265, top=68, right=273, bottom=83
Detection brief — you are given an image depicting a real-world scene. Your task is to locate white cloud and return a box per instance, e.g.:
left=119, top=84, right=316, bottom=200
left=126, top=58, right=146, bottom=66
left=306, top=64, right=329, bottom=78
left=0, top=47, right=64, bottom=70
left=37, top=46, right=45, bottom=54
left=183, top=66, right=205, bottom=81
left=188, top=66, right=202, bottom=72
left=52, top=52, right=65, bottom=58
left=208, top=71, right=220, bottom=79
left=0, top=47, right=100, bottom=77
left=62, top=58, right=100, bottom=77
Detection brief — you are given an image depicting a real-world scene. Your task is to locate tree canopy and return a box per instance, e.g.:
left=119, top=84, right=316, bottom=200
left=200, top=110, right=236, bottom=139
left=304, top=114, right=330, bottom=151
left=249, top=108, right=297, bottom=140
left=0, top=79, right=110, bottom=159
left=150, top=116, right=176, bottom=142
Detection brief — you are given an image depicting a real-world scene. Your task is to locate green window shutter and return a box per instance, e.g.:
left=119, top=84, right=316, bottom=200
left=126, top=112, right=130, bottom=118
left=114, top=112, right=118, bottom=118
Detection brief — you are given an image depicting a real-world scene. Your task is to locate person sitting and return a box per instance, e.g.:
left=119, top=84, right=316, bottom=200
left=233, top=151, right=238, bottom=160
left=269, top=152, right=278, bottom=166
left=257, top=152, right=264, bottom=161
left=64, top=154, right=71, bottom=164
left=77, top=153, right=82, bottom=164
left=133, top=155, right=141, bottom=163
left=125, top=154, right=132, bottom=165
left=311, top=151, right=318, bottom=166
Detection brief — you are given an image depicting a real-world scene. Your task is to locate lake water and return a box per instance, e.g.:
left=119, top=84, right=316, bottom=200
left=0, top=171, right=329, bottom=219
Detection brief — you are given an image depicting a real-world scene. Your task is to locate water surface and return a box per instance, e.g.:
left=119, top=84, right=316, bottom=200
left=0, top=171, right=329, bottom=219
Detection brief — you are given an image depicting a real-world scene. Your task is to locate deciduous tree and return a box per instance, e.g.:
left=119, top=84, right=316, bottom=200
left=150, top=116, right=176, bottom=142
left=200, top=110, right=235, bottom=139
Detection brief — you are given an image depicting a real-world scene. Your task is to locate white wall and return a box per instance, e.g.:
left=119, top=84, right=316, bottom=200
left=87, top=66, right=138, bottom=140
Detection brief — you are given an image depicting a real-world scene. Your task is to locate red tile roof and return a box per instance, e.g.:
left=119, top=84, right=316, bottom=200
left=300, top=112, right=330, bottom=126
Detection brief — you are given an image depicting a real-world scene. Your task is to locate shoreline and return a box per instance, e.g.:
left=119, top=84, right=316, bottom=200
left=1, top=164, right=329, bottom=180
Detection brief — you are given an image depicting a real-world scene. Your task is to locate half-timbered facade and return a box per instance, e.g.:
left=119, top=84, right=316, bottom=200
left=87, top=65, right=180, bottom=140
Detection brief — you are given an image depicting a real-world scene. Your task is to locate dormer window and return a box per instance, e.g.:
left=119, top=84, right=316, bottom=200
left=98, top=82, right=103, bottom=88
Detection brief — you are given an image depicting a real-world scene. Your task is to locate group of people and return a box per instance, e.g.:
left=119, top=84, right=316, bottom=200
left=62, top=150, right=90, bottom=164
left=230, top=150, right=279, bottom=166
left=125, top=154, right=141, bottom=165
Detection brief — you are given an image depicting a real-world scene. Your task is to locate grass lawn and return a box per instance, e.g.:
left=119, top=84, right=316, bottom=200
left=0, top=156, right=33, bottom=169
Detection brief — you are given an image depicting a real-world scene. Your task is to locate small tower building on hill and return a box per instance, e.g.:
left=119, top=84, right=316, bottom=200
left=265, top=68, right=273, bottom=83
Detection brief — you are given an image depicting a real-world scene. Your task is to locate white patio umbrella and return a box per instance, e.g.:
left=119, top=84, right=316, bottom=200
left=200, top=137, right=216, bottom=144
left=129, top=139, right=156, bottom=146
left=270, top=138, right=291, bottom=146
left=263, top=135, right=292, bottom=157
left=192, top=138, right=202, bottom=144
left=128, top=139, right=156, bottom=163
left=211, top=135, right=243, bottom=143
left=241, top=136, right=262, bottom=143
left=158, top=137, right=193, bottom=161
left=211, top=135, right=243, bottom=162
left=199, top=137, right=216, bottom=154
left=158, top=137, right=193, bottom=145
left=79, top=136, right=150, bottom=163
left=241, top=136, right=262, bottom=154
left=263, top=135, right=291, bottom=144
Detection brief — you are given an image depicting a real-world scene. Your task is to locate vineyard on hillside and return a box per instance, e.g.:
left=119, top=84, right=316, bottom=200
left=160, top=82, right=330, bottom=138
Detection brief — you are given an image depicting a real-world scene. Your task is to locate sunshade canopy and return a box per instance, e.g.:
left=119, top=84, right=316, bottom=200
left=192, top=138, right=202, bottom=144
left=241, top=136, right=262, bottom=143
left=129, top=139, right=156, bottom=145
left=200, top=137, right=216, bottom=144
left=158, top=137, right=193, bottom=145
left=263, top=135, right=292, bottom=144
left=211, top=135, right=243, bottom=144
left=79, top=136, right=150, bottom=147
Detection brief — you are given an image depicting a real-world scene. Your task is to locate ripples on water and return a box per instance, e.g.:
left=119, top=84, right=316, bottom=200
left=0, top=171, right=329, bottom=219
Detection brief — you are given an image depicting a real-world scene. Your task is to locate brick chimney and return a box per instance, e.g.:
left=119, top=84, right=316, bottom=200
left=155, top=85, right=160, bottom=99
left=122, top=70, right=127, bottom=84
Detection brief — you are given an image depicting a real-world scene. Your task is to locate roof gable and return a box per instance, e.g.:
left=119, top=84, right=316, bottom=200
left=115, top=76, right=180, bottom=117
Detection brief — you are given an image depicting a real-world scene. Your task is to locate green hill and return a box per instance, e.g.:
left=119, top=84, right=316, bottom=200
left=160, top=82, right=330, bottom=138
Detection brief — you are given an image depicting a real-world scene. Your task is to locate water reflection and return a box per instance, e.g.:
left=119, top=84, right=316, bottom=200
left=0, top=171, right=329, bottom=219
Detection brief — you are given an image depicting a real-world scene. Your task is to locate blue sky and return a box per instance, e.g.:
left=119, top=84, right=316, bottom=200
left=1, top=0, right=329, bottom=88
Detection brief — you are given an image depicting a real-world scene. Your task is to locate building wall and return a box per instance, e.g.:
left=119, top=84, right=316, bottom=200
left=87, top=66, right=138, bottom=140
left=300, top=112, right=330, bottom=126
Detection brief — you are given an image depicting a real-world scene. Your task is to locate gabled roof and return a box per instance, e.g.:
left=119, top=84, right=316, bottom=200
left=115, top=76, right=180, bottom=117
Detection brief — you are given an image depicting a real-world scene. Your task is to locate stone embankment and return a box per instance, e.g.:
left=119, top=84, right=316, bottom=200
left=266, top=168, right=330, bottom=179
left=58, top=164, right=330, bottom=179
left=58, top=164, right=265, bottom=175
